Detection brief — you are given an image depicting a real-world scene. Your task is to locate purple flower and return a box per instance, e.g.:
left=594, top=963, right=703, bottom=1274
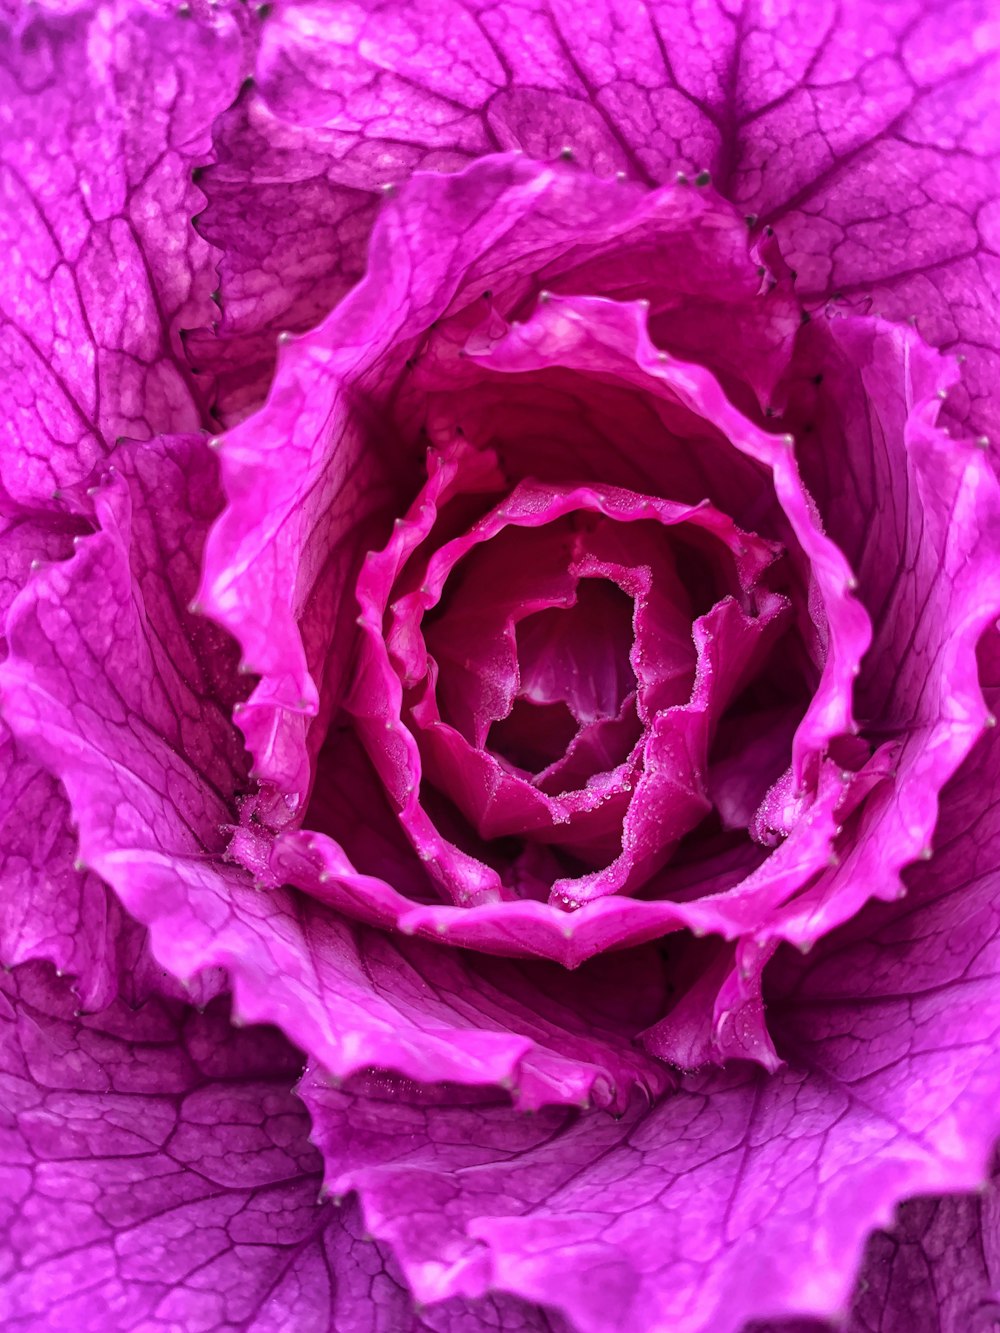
left=1, top=3, right=999, bottom=1331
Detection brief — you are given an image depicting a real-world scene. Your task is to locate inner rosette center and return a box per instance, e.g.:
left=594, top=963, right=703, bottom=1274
left=348, top=438, right=791, bottom=911
left=487, top=579, right=638, bottom=783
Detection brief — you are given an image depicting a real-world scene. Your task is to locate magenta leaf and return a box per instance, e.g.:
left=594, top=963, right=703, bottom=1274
left=347, top=439, right=785, bottom=907
left=759, top=318, right=1000, bottom=947
left=841, top=1183, right=1000, bottom=1333
left=0, top=963, right=561, bottom=1332
left=0, top=737, right=169, bottom=1013
left=0, top=510, right=171, bottom=1010
left=189, top=87, right=381, bottom=424
left=0, top=1, right=244, bottom=500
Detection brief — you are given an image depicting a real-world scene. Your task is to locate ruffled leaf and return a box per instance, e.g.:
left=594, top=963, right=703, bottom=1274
left=305, top=700, right=1000, bottom=1328
left=761, top=318, right=1000, bottom=947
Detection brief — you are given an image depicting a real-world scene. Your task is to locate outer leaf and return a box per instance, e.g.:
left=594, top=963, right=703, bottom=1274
left=206, top=1, right=997, bottom=437
left=0, top=963, right=561, bottom=1332
left=0, top=733, right=167, bottom=1012
left=189, top=87, right=381, bottom=423
left=843, top=1184, right=1000, bottom=1333
left=0, top=510, right=169, bottom=1009
left=0, top=0, right=245, bottom=501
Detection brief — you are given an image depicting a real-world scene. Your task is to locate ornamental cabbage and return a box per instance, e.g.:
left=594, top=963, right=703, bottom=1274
left=2, top=3, right=1000, bottom=1331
